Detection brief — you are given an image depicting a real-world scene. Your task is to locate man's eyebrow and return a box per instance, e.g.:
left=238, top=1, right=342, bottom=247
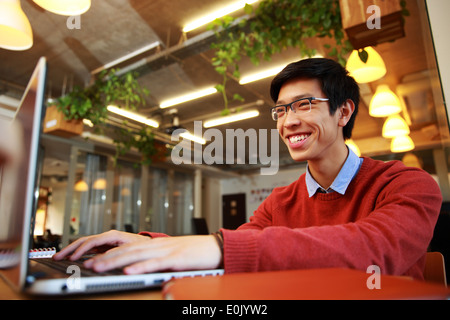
left=276, top=94, right=312, bottom=105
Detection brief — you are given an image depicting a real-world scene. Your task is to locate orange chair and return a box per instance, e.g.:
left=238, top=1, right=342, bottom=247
left=424, top=252, right=447, bottom=286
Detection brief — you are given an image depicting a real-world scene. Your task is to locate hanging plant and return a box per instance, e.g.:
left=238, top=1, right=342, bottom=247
left=208, top=0, right=353, bottom=113
left=112, top=125, right=161, bottom=166
left=56, top=69, right=149, bottom=129
left=54, top=69, right=163, bottom=165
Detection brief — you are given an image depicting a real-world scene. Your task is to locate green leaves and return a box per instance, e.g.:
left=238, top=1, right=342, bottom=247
left=208, top=0, right=355, bottom=113
left=243, top=3, right=253, bottom=15
left=358, top=48, right=369, bottom=64
left=214, top=84, right=225, bottom=93
left=54, top=68, right=156, bottom=166
left=55, top=69, right=148, bottom=126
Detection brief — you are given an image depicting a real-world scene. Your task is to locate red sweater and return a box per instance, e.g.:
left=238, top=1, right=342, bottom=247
left=221, top=157, right=442, bottom=280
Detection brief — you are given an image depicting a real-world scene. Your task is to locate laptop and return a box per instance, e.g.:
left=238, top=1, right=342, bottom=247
left=0, top=57, right=223, bottom=296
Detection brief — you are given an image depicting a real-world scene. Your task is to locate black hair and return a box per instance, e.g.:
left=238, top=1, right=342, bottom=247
left=270, top=58, right=360, bottom=139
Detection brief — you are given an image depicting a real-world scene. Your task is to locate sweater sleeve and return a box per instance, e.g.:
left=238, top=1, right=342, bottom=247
left=138, top=231, right=170, bottom=238
left=221, top=169, right=442, bottom=279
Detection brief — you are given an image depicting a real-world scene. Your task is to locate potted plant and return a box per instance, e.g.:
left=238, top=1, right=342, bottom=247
left=46, top=68, right=163, bottom=165
left=51, top=69, right=148, bottom=130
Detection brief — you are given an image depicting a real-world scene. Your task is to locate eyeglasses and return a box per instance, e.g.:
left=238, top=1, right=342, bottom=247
left=271, top=97, right=329, bottom=121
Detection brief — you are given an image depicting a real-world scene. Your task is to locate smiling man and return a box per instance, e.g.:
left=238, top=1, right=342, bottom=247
left=55, top=58, right=442, bottom=280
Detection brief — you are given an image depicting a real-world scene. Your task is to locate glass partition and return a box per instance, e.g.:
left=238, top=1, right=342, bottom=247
left=172, top=171, right=194, bottom=236
left=56, top=144, right=196, bottom=246
left=70, top=152, right=108, bottom=236
left=110, top=159, right=142, bottom=233
left=141, top=167, right=168, bottom=233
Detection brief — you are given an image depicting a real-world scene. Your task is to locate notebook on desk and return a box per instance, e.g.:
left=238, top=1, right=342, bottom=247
left=0, top=57, right=223, bottom=296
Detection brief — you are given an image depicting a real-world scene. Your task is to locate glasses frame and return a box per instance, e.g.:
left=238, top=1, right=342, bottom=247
left=271, top=97, right=329, bottom=121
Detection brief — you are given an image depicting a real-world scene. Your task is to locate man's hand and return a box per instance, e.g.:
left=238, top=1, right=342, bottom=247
left=85, top=235, right=222, bottom=274
left=53, top=230, right=151, bottom=261
left=53, top=230, right=223, bottom=274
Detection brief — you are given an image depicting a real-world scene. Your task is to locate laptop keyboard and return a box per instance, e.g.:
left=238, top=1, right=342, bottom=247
left=32, top=256, right=123, bottom=277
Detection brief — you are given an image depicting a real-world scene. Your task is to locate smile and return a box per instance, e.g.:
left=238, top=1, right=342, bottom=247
left=288, top=134, right=311, bottom=144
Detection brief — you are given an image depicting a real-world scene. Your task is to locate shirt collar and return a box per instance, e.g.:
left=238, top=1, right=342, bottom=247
left=305, top=147, right=362, bottom=197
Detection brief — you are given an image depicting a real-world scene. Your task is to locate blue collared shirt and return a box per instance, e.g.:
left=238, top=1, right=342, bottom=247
left=305, top=147, right=363, bottom=197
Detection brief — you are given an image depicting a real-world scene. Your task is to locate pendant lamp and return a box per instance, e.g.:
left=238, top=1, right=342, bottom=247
left=369, top=84, right=402, bottom=117
left=93, top=178, right=107, bottom=190
left=402, top=153, right=422, bottom=169
left=391, top=135, right=415, bottom=153
left=382, top=115, right=410, bottom=138
left=74, top=179, right=89, bottom=192
left=0, top=0, right=33, bottom=51
left=33, top=0, right=91, bottom=16
left=346, top=47, right=387, bottom=83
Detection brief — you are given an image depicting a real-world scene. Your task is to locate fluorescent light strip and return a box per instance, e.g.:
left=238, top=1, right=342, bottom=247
left=239, top=66, right=285, bottom=84
left=107, top=105, right=159, bottom=128
left=82, top=119, right=93, bottom=127
left=180, top=131, right=206, bottom=145
left=239, top=55, right=324, bottom=85
left=183, top=0, right=260, bottom=32
left=159, top=87, right=218, bottom=109
left=203, top=110, right=259, bottom=128
left=92, top=41, right=159, bottom=74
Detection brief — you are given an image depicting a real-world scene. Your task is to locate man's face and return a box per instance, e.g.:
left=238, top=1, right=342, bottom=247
left=275, top=77, right=344, bottom=163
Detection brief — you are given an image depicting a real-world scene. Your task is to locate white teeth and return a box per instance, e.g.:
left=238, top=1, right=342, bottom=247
left=289, top=134, right=310, bottom=143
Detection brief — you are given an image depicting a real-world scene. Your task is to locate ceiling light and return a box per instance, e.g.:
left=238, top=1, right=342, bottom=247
left=203, top=109, right=260, bottom=128
left=346, top=46, right=387, bottom=83
left=107, top=105, right=159, bottom=128
left=239, top=65, right=286, bottom=85
left=345, top=139, right=361, bottom=157
left=74, top=180, right=88, bottom=192
left=0, top=0, right=33, bottom=51
left=82, top=119, right=94, bottom=127
left=180, top=131, right=206, bottom=145
left=93, top=178, right=107, bottom=190
left=391, top=135, right=415, bottom=153
left=159, top=87, right=218, bottom=109
left=382, top=115, right=410, bottom=138
left=402, top=153, right=422, bottom=169
left=121, top=187, right=131, bottom=196
left=239, top=55, right=324, bottom=85
left=369, top=84, right=402, bottom=117
left=92, top=41, right=160, bottom=74
left=33, top=0, right=91, bottom=16
left=183, top=0, right=260, bottom=33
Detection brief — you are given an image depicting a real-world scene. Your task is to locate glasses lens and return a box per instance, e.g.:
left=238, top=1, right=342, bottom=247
left=272, top=106, right=285, bottom=121
left=292, top=99, right=311, bottom=113
left=271, top=98, right=313, bottom=121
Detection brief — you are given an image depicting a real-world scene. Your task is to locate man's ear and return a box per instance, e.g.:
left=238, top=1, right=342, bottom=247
left=338, top=99, right=355, bottom=127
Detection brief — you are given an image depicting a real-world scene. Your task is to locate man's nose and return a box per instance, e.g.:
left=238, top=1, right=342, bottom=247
left=283, top=107, right=301, bottom=128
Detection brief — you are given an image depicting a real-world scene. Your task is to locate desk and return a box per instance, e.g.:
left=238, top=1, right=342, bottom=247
left=2, top=268, right=449, bottom=300
left=163, top=268, right=450, bottom=300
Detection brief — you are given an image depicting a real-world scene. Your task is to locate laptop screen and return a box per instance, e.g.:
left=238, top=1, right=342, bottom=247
left=0, top=57, right=47, bottom=290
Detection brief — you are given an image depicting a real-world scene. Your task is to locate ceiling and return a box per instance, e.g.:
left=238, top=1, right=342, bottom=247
left=0, top=0, right=448, bottom=177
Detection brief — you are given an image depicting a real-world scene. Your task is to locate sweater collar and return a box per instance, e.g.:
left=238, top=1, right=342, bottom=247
left=305, top=147, right=363, bottom=198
